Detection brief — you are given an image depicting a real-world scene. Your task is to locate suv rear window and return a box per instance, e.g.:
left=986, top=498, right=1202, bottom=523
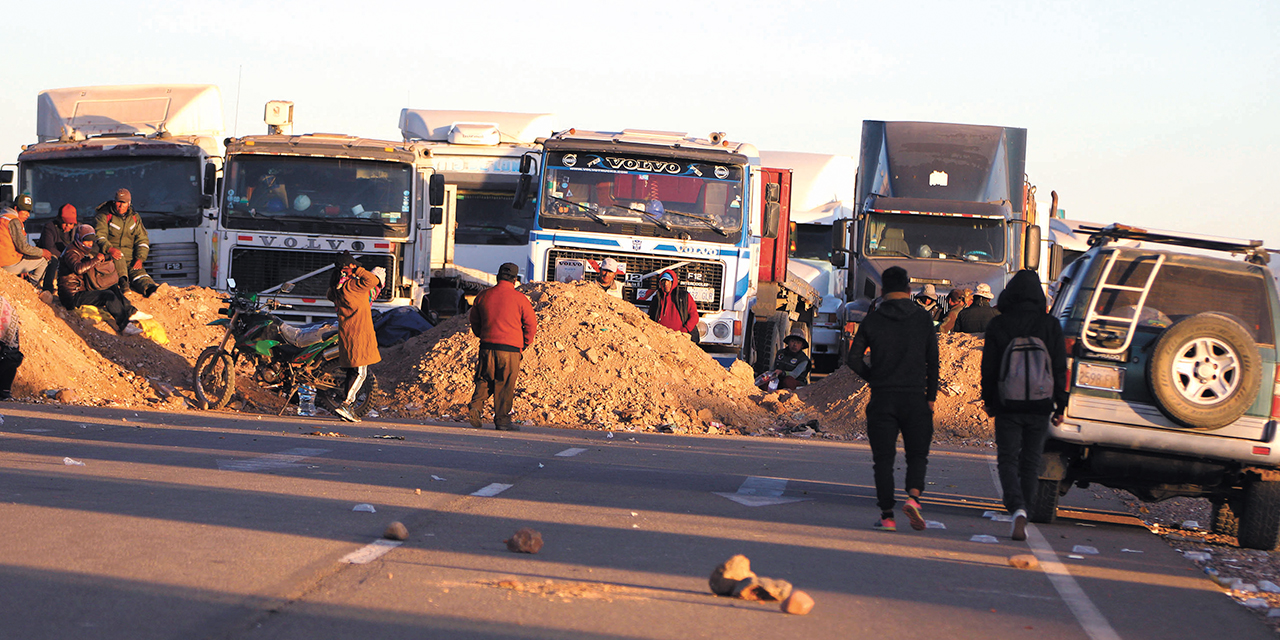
left=1066, top=250, right=1275, bottom=346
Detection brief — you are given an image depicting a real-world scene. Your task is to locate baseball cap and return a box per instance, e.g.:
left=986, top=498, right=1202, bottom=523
left=114, top=188, right=132, bottom=204
left=659, top=272, right=674, bottom=283
left=974, top=283, right=994, bottom=299
left=917, top=284, right=937, bottom=298
left=14, top=194, right=32, bottom=212
left=497, top=262, right=520, bottom=281
left=600, top=257, right=620, bottom=273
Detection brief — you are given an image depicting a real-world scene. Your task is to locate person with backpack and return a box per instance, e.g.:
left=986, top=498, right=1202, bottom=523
left=647, top=269, right=700, bottom=342
left=980, top=269, right=1068, bottom=541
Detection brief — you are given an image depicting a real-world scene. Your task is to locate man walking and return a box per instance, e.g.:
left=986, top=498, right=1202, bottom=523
left=981, top=269, right=1067, bottom=540
left=326, top=252, right=381, bottom=423
left=468, top=262, right=536, bottom=431
left=847, top=266, right=939, bottom=532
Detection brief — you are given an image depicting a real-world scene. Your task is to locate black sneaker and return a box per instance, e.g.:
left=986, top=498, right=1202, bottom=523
left=495, top=423, right=520, bottom=432
left=334, top=404, right=361, bottom=423
left=143, top=284, right=159, bottom=298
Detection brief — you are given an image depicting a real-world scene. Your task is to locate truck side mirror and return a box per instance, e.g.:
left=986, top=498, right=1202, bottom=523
left=429, top=174, right=445, bottom=207
left=0, top=186, right=11, bottom=206
left=0, top=169, right=13, bottom=182
left=764, top=183, right=781, bottom=203
left=512, top=174, right=532, bottom=210
left=830, top=219, right=851, bottom=266
left=430, top=206, right=444, bottom=225
left=203, top=164, right=217, bottom=196
left=519, top=154, right=534, bottom=174
left=1024, top=224, right=1042, bottom=271
left=762, top=202, right=780, bottom=239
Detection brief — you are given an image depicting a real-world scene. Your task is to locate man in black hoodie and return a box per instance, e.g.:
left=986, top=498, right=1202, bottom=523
left=980, top=269, right=1068, bottom=541
left=847, top=266, right=939, bottom=532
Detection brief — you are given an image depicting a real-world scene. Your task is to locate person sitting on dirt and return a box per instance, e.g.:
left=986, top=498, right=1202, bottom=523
left=914, top=284, right=944, bottom=324
left=758, top=334, right=811, bottom=391
left=326, top=251, right=381, bottom=423
left=938, top=288, right=969, bottom=333
left=0, top=194, right=53, bottom=298
left=39, top=204, right=79, bottom=295
left=94, top=188, right=159, bottom=298
left=0, top=293, right=23, bottom=400
left=597, top=257, right=624, bottom=299
left=647, top=269, right=700, bottom=342
left=57, top=224, right=142, bottom=335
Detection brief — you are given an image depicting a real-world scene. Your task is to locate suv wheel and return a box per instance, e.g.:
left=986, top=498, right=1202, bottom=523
left=1028, top=478, right=1064, bottom=524
left=1146, top=313, right=1262, bottom=429
left=1237, top=480, right=1280, bottom=550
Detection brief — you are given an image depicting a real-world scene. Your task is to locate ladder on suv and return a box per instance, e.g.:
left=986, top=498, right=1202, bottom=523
left=1080, top=248, right=1166, bottom=354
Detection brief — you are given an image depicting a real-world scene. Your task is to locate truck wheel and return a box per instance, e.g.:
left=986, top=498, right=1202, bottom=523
left=1027, top=479, right=1064, bottom=524
left=194, top=347, right=235, bottom=410
left=1210, top=498, right=1239, bottom=538
left=1237, top=480, right=1280, bottom=550
left=1147, top=313, right=1261, bottom=429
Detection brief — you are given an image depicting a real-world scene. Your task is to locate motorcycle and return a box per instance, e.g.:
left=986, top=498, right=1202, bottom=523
left=192, top=279, right=377, bottom=416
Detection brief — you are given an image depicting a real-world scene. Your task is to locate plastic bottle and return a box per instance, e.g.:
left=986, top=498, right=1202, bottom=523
left=298, top=385, right=316, bottom=416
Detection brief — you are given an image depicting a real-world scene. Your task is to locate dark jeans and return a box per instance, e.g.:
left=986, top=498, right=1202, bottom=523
left=69, top=289, right=136, bottom=334
left=470, top=348, right=522, bottom=427
left=866, top=390, right=934, bottom=513
left=0, top=344, right=22, bottom=394
left=995, top=412, right=1052, bottom=513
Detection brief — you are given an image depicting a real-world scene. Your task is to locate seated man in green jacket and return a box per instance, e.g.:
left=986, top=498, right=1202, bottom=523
left=94, top=188, right=159, bottom=298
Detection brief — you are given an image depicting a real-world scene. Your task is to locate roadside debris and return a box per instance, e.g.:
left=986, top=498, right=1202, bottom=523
left=62, top=457, right=85, bottom=466
left=781, top=590, right=815, bottom=615
left=1008, top=554, right=1039, bottom=569
left=384, top=521, right=408, bottom=541
left=505, top=527, right=543, bottom=554
left=353, top=503, right=376, bottom=513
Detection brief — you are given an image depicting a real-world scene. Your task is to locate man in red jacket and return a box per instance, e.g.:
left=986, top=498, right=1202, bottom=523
left=646, top=269, right=700, bottom=342
left=468, top=262, right=537, bottom=431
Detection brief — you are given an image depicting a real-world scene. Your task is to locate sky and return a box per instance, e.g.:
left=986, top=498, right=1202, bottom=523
left=4, top=0, right=1277, bottom=247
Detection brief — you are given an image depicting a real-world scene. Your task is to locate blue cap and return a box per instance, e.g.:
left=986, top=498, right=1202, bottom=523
left=659, top=272, right=674, bottom=282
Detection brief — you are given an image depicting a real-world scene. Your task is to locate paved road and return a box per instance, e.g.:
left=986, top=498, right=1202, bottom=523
left=0, top=404, right=1269, bottom=640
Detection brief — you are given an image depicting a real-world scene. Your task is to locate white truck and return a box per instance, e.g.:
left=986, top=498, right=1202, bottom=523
left=758, top=151, right=856, bottom=373
left=398, top=109, right=556, bottom=315
left=514, top=127, right=820, bottom=367
left=2, top=84, right=223, bottom=287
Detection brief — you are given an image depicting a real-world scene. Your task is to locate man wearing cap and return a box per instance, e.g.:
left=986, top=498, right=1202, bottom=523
left=39, top=204, right=80, bottom=294
left=94, top=188, right=159, bottom=298
left=597, top=258, right=624, bottom=299
left=847, top=265, right=939, bottom=533
left=468, top=262, right=537, bottom=431
left=57, top=224, right=140, bottom=334
left=759, top=333, right=811, bottom=391
left=326, top=251, right=381, bottom=423
left=647, top=269, right=700, bottom=342
left=0, top=194, right=52, bottom=292
left=955, top=283, right=1000, bottom=333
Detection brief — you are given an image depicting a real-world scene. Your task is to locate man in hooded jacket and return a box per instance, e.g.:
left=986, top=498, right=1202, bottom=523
left=94, top=188, right=159, bottom=297
left=981, top=269, right=1068, bottom=540
left=327, top=251, right=381, bottom=423
left=847, top=266, right=939, bottom=533
left=647, top=269, right=700, bottom=341
left=58, top=224, right=139, bottom=334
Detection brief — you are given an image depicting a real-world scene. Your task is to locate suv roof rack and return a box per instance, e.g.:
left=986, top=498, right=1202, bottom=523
left=1081, top=223, right=1270, bottom=265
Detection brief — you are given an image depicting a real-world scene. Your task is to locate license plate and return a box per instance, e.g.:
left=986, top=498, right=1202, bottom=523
left=686, top=286, right=715, bottom=303
left=1076, top=362, right=1125, bottom=392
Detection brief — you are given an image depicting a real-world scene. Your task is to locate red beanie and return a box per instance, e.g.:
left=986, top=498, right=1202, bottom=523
left=59, top=204, right=77, bottom=224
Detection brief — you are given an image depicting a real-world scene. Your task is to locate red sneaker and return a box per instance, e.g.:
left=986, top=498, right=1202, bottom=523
left=873, top=516, right=897, bottom=532
left=903, top=498, right=926, bottom=531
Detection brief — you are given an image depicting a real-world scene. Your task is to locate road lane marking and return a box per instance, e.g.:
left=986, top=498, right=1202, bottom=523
left=714, top=476, right=812, bottom=507
left=555, top=447, right=588, bottom=457
left=987, top=460, right=1121, bottom=640
left=216, top=447, right=329, bottom=472
left=340, top=539, right=402, bottom=564
left=471, top=483, right=514, bottom=497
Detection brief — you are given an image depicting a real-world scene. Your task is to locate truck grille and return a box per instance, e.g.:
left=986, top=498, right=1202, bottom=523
left=143, top=242, right=200, bottom=287
left=545, top=248, right=724, bottom=311
left=229, top=247, right=395, bottom=300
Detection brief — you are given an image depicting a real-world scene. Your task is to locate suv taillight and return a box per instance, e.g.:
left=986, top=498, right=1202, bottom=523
left=1272, top=364, right=1280, bottom=420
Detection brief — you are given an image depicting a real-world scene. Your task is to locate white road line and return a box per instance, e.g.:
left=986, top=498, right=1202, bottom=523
left=216, top=447, right=329, bottom=472
left=340, top=539, right=402, bottom=564
left=471, top=483, right=514, bottom=497
left=714, top=476, right=811, bottom=507
left=555, top=447, right=588, bottom=457
left=987, top=460, right=1121, bottom=640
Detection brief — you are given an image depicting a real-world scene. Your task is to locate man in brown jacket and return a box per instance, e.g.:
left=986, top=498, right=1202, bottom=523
left=57, top=225, right=139, bottom=334
left=327, top=252, right=381, bottom=423
left=468, top=262, right=536, bottom=431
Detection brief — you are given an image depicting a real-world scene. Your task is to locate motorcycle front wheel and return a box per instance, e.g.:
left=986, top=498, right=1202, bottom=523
left=194, top=347, right=236, bottom=410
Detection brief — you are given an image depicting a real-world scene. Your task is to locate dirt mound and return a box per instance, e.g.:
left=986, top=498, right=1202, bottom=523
left=376, top=280, right=814, bottom=433
left=0, top=272, right=225, bottom=408
left=798, top=332, right=994, bottom=445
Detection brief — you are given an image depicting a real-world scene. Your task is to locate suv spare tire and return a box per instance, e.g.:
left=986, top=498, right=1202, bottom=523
left=1146, top=312, right=1261, bottom=429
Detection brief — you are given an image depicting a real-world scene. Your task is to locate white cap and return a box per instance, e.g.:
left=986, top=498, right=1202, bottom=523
left=600, top=257, right=620, bottom=273
left=974, top=283, right=994, bottom=299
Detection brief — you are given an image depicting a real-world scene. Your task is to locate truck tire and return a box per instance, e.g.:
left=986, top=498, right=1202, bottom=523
left=1210, top=498, right=1239, bottom=538
left=752, top=311, right=790, bottom=373
left=1146, top=313, right=1261, bottom=429
left=1027, top=478, right=1064, bottom=524
left=194, top=347, right=235, bottom=410
left=1237, top=480, right=1280, bottom=550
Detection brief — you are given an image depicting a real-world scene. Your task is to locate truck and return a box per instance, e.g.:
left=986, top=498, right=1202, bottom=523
left=758, top=151, right=856, bottom=373
left=398, top=109, right=556, bottom=316
left=1, top=84, right=223, bottom=287
left=514, top=127, right=820, bottom=368
left=214, top=102, right=446, bottom=320
left=832, top=120, right=1042, bottom=337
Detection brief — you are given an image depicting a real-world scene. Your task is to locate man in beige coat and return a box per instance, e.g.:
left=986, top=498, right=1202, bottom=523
left=327, top=252, right=382, bottom=422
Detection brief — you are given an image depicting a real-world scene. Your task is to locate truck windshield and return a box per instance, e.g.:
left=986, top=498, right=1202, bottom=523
left=864, top=213, right=1005, bottom=263
left=791, top=223, right=832, bottom=261
left=456, top=190, right=535, bottom=245
left=538, top=151, right=743, bottom=244
left=22, top=157, right=203, bottom=228
left=222, top=155, right=412, bottom=238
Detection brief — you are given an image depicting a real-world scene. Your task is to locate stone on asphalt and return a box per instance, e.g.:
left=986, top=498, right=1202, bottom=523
left=781, top=590, right=815, bottom=615
left=733, top=576, right=792, bottom=601
left=384, top=521, right=408, bottom=541
left=708, top=554, right=755, bottom=596
left=1008, top=554, right=1039, bottom=569
left=505, top=527, right=543, bottom=554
